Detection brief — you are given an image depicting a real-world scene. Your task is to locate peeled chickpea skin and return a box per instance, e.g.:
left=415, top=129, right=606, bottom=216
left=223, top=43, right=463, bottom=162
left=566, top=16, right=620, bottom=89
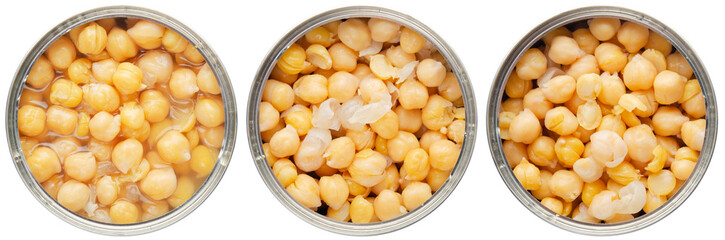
left=18, top=17, right=225, bottom=224
left=258, top=17, right=464, bottom=223
left=501, top=18, right=708, bottom=223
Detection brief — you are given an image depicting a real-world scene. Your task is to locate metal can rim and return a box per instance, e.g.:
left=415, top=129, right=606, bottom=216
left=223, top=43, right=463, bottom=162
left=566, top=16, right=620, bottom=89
left=247, top=5, right=477, bottom=236
left=5, top=5, right=238, bottom=236
left=486, top=6, right=717, bottom=236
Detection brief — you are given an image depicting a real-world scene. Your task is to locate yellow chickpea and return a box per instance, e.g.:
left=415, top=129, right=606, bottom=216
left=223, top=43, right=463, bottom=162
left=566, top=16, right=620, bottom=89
left=566, top=55, right=600, bottom=80
left=169, top=68, right=199, bottom=99
left=106, top=27, right=138, bottom=61
left=374, top=189, right=406, bottom=221
left=26, top=146, right=61, bottom=182
left=157, top=130, right=191, bottom=164
left=386, top=131, right=420, bottom=163
left=95, top=175, right=118, bottom=206
left=617, top=22, right=649, bottom=53
left=509, top=108, right=542, bottom=144
left=89, top=111, right=121, bottom=142
left=162, top=28, right=188, bottom=53
left=516, top=48, right=547, bottom=81
left=63, top=152, right=96, bottom=182
left=82, top=83, right=121, bottom=112
left=26, top=56, right=55, bottom=89
left=421, top=95, right=454, bottom=131
left=328, top=43, right=358, bottom=72
left=168, top=176, right=196, bottom=208
left=138, top=90, right=170, bottom=123
left=110, top=200, right=139, bottom=224
left=197, top=63, right=221, bottom=95
left=666, top=52, right=694, bottom=79
left=305, top=27, right=335, bottom=47
left=544, top=107, right=578, bottom=136
left=400, top=148, right=430, bottom=181
left=504, top=72, right=532, bottom=99
left=337, top=19, right=372, bottom=51
left=522, top=89, right=553, bottom=119
left=651, top=106, right=689, bottom=136
left=46, top=36, right=76, bottom=70
left=514, top=159, right=541, bottom=191
left=57, top=180, right=90, bottom=212
left=191, top=145, right=216, bottom=177
left=262, top=79, right=295, bottom=112
left=183, top=44, right=205, bottom=63
left=319, top=174, right=349, bottom=210
left=277, top=43, right=306, bottom=75
left=417, top=59, right=446, bottom=87
left=594, top=43, right=627, bottom=73
left=589, top=18, right=621, bottom=41
left=140, top=167, right=178, bottom=200
left=136, top=50, right=173, bottom=85
left=348, top=149, right=388, bottom=187
left=400, top=181, right=432, bottom=211
left=127, top=20, right=164, bottom=49
left=258, top=102, right=280, bottom=132
left=549, top=36, right=584, bottom=65
left=642, top=49, right=667, bottom=73
left=623, top=54, right=657, bottom=91
left=350, top=195, right=375, bottom=223
left=327, top=71, right=360, bottom=103
left=541, top=75, right=576, bottom=104
left=400, top=27, right=426, bottom=54
left=427, top=139, right=459, bottom=172
left=76, top=22, right=107, bottom=55
left=367, top=18, right=400, bottom=42
left=273, top=159, right=298, bottom=188
left=113, top=62, right=145, bottom=95
left=195, top=97, right=225, bottom=128
left=549, top=170, right=584, bottom=202
left=572, top=28, right=600, bottom=54
left=399, top=79, right=429, bottom=110
left=681, top=119, right=706, bottom=151
left=286, top=174, right=321, bottom=208
left=49, top=79, right=83, bottom=108
left=370, top=111, right=399, bottom=139
left=293, top=74, right=328, bottom=105
left=653, top=70, right=687, bottom=105
left=18, top=105, right=46, bottom=137
left=111, top=138, right=144, bottom=174
left=269, top=125, right=300, bottom=158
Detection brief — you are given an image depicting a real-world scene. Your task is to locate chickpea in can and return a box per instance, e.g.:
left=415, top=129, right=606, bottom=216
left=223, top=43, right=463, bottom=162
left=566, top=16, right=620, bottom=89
left=500, top=18, right=706, bottom=223
left=18, top=17, right=225, bottom=224
left=260, top=17, right=466, bottom=223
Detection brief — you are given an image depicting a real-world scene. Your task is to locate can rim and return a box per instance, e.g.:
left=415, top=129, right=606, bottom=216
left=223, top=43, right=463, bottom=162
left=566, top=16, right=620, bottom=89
left=5, top=5, right=238, bottom=236
left=247, top=6, right=477, bottom=236
left=486, top=6, right=717, bottom=235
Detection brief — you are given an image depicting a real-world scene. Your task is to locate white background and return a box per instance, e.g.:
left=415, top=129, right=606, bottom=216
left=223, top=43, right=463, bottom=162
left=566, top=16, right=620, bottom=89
left=0, top=0, right=722, bottom=239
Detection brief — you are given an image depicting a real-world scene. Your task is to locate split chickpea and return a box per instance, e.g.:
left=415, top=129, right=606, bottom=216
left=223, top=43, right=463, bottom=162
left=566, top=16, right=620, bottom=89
left=261, top=17, right=465, bottom=223
left=18, top=17, right=225, bottom=224
left=501, top=17, right=708, bottom=223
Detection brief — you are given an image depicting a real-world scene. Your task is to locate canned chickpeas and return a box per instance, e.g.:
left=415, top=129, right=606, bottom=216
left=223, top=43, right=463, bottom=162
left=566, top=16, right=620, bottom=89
left=7, top=6, right=236, bottom=235
left=248, top=6, right=476, bottom=235
left=488, top=6, right=716, bottom=235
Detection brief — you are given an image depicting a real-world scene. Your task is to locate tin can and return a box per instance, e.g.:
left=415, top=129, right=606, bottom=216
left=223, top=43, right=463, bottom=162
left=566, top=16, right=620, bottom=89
left=247, top=6, right=476, bottom=236
left=5, top=5, right=237, bottom=235
left=486, top=6, right=717, bottom=235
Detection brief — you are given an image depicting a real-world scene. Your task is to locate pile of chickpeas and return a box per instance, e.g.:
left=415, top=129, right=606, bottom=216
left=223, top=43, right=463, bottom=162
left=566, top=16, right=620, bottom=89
left=18, top=17, right=224, bottom=224
left=500, top=18, right=706, bottom=223
left=259, top=17, right=465, bottom=223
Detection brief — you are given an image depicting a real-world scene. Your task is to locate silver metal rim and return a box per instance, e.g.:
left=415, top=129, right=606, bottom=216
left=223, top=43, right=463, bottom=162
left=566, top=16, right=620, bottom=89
left=247, top=6, right=476, bottom=236
left=5, top=5, right=237, bottom=236
left=487, top=6, right=717, bottom=236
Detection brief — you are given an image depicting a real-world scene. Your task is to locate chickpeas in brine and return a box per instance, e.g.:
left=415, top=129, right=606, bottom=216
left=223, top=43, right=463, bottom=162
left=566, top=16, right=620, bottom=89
left=18, top=17, right=224, bottom=224
left=260, top=17, right=466, bottom=223
left=500, top=18, right=707, bottom=223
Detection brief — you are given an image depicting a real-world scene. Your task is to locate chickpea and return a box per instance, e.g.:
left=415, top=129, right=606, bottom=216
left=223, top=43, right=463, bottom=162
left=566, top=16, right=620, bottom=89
left=417, top=59, right=446, bottom=87
left=135, top=91, right=169, bottom=124
left=394, top=106, right=422, bottom=133
left=109, top=200, right=139, bottom=224
left=319, top=174, right=349, bottom=210
left=682, top=91, right=706, bottom=119
left=514, top=159, right=541, bottom=191
left=76, top=22, right=107, bottom=55
left=504, top=72, right=532, bottom=99
left=589, top=18, right=621, bottom=41
left=136, top=50, right=173, bottom=85
left=572, top=29, right=600, bottom=54
left=196, top=97, right=225, bottom=128
left=594, top=43, right=627, bottom=73
left=262, top=79, right=295, bottom=112
left=293, top=74, right=328, bottom=104
left=82, top=83, right=121, bottom=112
left=374, top=189, right=406, bottom=221
left=643, top=190, right=667, bottom=213
left=258, top=102, right=280, bottom=132
left=421, top=95, right=454, bottom=131
left=555, top=137, right=585, bottom=168
left=348, top=149, right=388, bottom=187
left=26, top=146, right=61, bottom=182
left=49, top=79, right=83, bottom=108
left=622, top=55, right=657, bottom=91
left=89, top=111, right=121, bottom=142
left=63, top=152, right=96, bottom=182
left=419, top=130, right=446, bottom=153
left=169, top=68, right=199, bottom=99
left=329, top=43, right=358, bottom=72
left=286, top=174, right=321, bottom=208
left=541, top=197, right=564, bottom=215
left=597, top=73, right=625, bottom=106
left=367, top=18, right=400, bottom=42
left=526, top=136, right=557, bottom=168
left=516, top=48, right=547, bottom=80
left=652, top=70, right=687, bottom=105
left=337, top=19, right=372, bottom=51
left=269, top=125, right=300, bottom=158
left=127, top=20, right=164, bottom=49
left=370, top=111, right=399, bottom=139
left=96, top=176, right=118, bottom=206
left=549, top=36, right=584, bottom=65
left=549, top=170, right=583, bottom=202
left=141, top=200, right=170, bottom=222
left=522, top=89, right=553, bottom=120
left=651, top=106, right=689, bottom=136
left=566, top=55, right=600, bottom=80
left=140, top=167, right=177, bottom=200
left=305, top=27, right=335, bottom=47
left=509, top=109, right=541, bottom=144
left=400, top=27, right=426, bottom=54
left=197, top=63, right=221, bottom=95
left=27, top=55, right=55, bottom=88
left=399, top=181, right=431, bottom=211
left=577, top=100, right=602, bottom=131
left=541, top=75, right=576, bottom=104
left=157, top=130, right=191, bottom=164
left=57, top=180, right=90, bottom=212
left=168, top=176, right=196, bottom=208
left=273, top=159, right=298, bottom=188
left=387, top=131, right=420, bottom=163
left=617, top=22, right=649, bottom=53
left=641, top=49, right=667, bottom=73
left=385, top=46, right=414, bottom=69
left=18, top=105, right=46, bottom=137
left=671, top=159, right=696, bottom=181
left=502, top=140, right=527, bottom=168
left=89, top=137, right=114, bottom=162
left=46, top=36, right=76, bottom=70
left=598, top=114, right=626, bottom=137
left=327, top=71, right=360, bottom=103
left=161, top=28, right=188, bottom=53
left=106, top=27, right=138, bottom=61
left=681, top=119, right=706, bottom=151
left=645, top=31, right=673, bottom=56
left=182, top=44, right=205, bottom=63
left=399, top=79, right=429, bottom=110
left=350, top=195, right=375, bottom=223
left=666, top=52, right=693, bottom=79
